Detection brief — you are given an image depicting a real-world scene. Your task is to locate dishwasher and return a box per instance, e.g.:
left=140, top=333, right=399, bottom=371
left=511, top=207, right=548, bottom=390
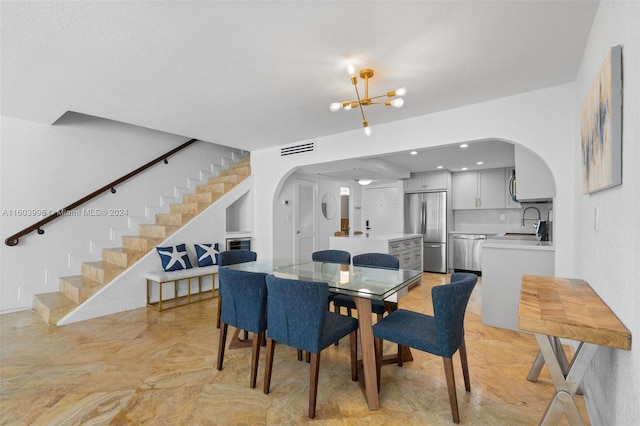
left=452, top=234, right=486, bottom=273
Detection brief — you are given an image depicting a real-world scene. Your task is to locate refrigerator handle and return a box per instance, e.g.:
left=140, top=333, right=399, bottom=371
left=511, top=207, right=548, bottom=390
left=421, top=201, right=426, bottom=235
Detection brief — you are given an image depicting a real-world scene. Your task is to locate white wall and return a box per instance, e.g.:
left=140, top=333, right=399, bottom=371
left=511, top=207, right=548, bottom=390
left=253, top=1, right=639, bottom=415
left=0, top=113, right=242, bottom=313
left=572, top=1, right=639, bottom=424
left=255, top=83, right=577, bottom=277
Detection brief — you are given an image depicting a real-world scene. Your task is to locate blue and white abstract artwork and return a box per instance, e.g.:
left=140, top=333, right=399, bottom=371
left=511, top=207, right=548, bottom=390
left=580, top=45, right=622, bottom=194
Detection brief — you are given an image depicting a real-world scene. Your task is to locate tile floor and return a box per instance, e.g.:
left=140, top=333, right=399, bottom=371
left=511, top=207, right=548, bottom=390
left=0, top=273, right=588, bottom=425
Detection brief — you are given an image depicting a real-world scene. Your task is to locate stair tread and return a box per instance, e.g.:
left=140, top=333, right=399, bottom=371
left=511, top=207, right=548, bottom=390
left=34, top=292, right=76, bottom=309
left=102, top=247, right=146, bottom=255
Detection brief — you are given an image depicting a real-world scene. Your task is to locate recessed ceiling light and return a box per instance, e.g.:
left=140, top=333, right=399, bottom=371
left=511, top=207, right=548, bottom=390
left=436, top=165, right=443, bottom=169
left=460, top=144, right=469, bottom=148
left=410, top=151, right=418, bottom=155
left=461, top=167, right=468, bottom=171
left=476, top=161, right=484, bottom=165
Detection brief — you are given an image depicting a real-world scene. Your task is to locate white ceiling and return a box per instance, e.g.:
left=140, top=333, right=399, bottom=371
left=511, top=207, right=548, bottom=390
left=1, top=1, right=599, bottom=181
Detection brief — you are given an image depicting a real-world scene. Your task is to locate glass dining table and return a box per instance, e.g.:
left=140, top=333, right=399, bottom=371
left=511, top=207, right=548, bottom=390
left=224, top=257, right=423, bottom=410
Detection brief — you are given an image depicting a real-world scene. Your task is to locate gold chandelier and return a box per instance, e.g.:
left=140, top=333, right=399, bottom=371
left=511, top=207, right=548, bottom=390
left=330, top=67, right=406, bottom=136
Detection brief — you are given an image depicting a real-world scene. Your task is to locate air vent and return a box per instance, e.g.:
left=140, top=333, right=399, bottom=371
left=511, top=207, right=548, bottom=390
left=281, top=140, right=316, bottom=156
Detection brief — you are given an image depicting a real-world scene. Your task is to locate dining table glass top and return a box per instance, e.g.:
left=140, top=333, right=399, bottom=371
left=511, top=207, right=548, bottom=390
left=224, top=257, right=422, bottom=301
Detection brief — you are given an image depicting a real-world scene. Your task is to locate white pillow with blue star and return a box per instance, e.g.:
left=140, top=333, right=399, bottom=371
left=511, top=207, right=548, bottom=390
left=194, top=243, right=219, bottom=267
left=156, top=244, right=193, bottom=271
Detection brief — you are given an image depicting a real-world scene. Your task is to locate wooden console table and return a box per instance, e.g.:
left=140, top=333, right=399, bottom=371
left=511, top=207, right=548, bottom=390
left=518, top=275, right=631, bottom=425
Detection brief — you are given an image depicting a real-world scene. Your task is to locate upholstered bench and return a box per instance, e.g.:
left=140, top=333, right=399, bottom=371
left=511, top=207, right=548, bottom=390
left=145, top=265, right=219, bottom=311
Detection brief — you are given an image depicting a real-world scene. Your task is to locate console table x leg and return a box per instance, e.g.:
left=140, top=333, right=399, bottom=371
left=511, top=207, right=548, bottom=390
left=535, top=334, right=599, bottom=426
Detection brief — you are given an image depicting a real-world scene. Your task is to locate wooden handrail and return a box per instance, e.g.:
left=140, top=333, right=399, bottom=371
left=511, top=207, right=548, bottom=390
left=5, top=138, right=198, bottom=246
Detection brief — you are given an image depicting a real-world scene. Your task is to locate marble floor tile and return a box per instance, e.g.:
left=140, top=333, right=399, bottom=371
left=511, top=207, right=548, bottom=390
left=0, top=274, right=589, bottom=425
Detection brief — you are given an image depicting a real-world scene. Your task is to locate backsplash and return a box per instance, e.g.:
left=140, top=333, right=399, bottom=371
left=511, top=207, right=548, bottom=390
left=453, top=203, right=553, bottom=236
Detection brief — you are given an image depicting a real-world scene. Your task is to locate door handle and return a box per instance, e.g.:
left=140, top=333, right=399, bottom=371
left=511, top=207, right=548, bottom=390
left=296, top=230, right=300, bottom=235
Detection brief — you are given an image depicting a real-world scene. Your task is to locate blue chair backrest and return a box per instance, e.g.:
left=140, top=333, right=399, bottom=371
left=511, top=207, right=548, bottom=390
left=353, top=253, right=399, bottom=270
left=218, top=268, right=268, bottom=334
left=312, top=249, right=350, bottom=265
left=218, top=250, right=257, bottom=266
left=265, top=275, right=328, bottom=354
left=432, top=273, right=477, bottom=358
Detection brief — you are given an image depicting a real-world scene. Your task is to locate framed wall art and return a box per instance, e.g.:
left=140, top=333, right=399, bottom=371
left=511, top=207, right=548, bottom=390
left=580, top=45, right=622, bottom=194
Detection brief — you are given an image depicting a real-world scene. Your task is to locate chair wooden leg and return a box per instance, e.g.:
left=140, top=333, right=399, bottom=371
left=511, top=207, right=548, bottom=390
left=334, top=304, right=341, bottom=346
left=250, top=331, right=263, bottom=389
left=263, top=338, right=276, bottom=394
left=309, top=352, right=320, bottom=418
left=216, top=296, right=222, bottom=328
left=297, top=349, right=303, bottom=361
left=374, top=337, right=383, bottom=391
left=216, top=322, right=228, bottom=370
left=443, top=357, right=460, bottom=424
left=398, top=344, right=404, bottom=367
left=350, top=330, right=358, bottom=382
left=459, top=337, right=471, bottom=392
left=306, top=351, right=311, bottom=363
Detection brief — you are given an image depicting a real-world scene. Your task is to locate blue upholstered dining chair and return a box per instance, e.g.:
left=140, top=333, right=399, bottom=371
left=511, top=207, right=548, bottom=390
left=263, top=275, right=359, bottom=418
left=312, top=249, right=350, bottom=306
left=311, top=249, right=350, bottom=265
left=216, top=267, right=268, bottom=388
left=372, top=272, right=477, bottom=424
left=216, top=250, right=257, bottom=329
left=332, top=252, right=400, bottom=319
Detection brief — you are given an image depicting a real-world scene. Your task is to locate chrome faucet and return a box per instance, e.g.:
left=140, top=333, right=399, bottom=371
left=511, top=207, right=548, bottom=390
left=521, top=206, right=541, bottom=227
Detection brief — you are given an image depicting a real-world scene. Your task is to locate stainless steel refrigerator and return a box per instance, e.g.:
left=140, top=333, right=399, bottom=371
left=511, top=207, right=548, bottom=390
left=404, top=192, right=447, bottom=273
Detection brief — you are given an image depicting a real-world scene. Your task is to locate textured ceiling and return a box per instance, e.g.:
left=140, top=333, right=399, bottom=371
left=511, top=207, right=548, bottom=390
left=2, top=1, right=599, bottom=156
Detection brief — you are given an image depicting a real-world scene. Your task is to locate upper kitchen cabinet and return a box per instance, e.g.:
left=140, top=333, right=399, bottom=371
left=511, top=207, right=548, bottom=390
left=405, top=170, right=449, bottom=191
left=452, top=168, right=506, bottom=209
left=514, top=145, right=555, bottom=201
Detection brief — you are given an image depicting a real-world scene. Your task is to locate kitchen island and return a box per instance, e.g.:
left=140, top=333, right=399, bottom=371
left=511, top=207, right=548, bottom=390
left=481, top=234, right=554, bottom=332
left=329, top=233, right=423, bottom=271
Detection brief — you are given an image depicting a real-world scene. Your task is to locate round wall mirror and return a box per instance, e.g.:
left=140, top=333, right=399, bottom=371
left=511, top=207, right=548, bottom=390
left=321, top=193, right=337, bottom=219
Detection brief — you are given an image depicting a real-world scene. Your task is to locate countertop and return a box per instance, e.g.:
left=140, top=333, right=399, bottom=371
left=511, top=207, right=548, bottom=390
left=483, top=233, right=554, bottom=251
left=332, top=233, right=422, bottom=242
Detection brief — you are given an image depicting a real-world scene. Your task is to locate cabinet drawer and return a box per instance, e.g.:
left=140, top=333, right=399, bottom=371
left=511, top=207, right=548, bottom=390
left=389, top=237, right=422, bottom=254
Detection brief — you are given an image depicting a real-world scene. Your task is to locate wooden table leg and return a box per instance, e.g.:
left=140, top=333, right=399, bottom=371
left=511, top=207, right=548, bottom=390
left=354, top=297, right=379, bottom=410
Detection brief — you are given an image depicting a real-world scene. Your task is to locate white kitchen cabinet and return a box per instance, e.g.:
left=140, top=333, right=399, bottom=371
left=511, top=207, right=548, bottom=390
left=514, top=145, right=555, bottom=201
left=481, top=239, right=554, bottom=332
left=329, top=234, right=423, bottom=271
left=405, top=171, right=448, bottom=191
left=452, top=168, right=506, bottom=210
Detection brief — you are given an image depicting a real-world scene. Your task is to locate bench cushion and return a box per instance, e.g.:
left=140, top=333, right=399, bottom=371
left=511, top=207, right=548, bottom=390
left=145, top=265, right=219, bottom=283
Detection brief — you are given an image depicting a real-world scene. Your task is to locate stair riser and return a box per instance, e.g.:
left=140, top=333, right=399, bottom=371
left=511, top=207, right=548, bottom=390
left=81, top=264, right=122, bottom=284
left=195, top=182, right=233, bottom=194
left=138, top=225, right=180, bottom=238
left=169, top=203, right=208, bottom=214
left=219, top=166, right=251, bottom=177
left=102, top=249, right=146, bottom=268
left=207, top=175, right=240, bottom=185
left=122, top=236, right=162, bottom=252
left=32, top=295, right=75, bottom=325
left=59, top=277, right=104, bottom=304
left=155, top=213, right=194, bottom=226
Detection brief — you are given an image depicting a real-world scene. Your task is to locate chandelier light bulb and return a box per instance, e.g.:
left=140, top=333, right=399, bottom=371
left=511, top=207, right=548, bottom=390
left=329, top=102, right=342, bottom=112
left=390, top=98, right=404, bottom=108
left=347, top=64, right=355, bottom=76
left=364, top=126, right=372, bottom=136
left=344, top=104, right=352, bottom=111
left=395, top=87, right=407, bottom=96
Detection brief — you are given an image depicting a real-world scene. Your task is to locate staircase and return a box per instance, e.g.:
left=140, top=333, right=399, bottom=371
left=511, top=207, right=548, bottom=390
left=32, top=155, right=251, bottom=325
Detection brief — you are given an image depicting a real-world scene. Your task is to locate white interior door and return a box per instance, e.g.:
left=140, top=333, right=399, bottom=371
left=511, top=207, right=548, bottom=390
left=362, top=186, right=401, bottom=235
left=294, top=179, right=316, bottom=259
